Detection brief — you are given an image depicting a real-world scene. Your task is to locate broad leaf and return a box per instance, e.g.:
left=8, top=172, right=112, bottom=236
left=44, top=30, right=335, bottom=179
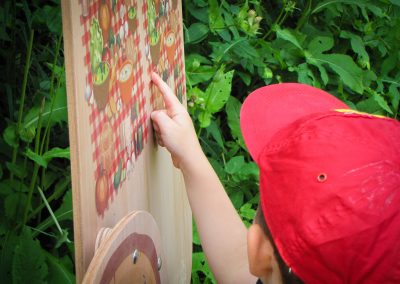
left=225, top=97, right=245, bottom=148
left=22, top=85, right=67, bottom=131
left=373, top=93, right=393, bottom=114
left=276, top=28, right=304, bottom=50
left=187, top=23, right=209, bottom=44
left=208, top=0, right=224, bottom=33
left=12, top=228, right=48, bottom=283
left=3, top=124, right=18, bottom=147
left=310, top=53, right=364, bottom=93
left=43, top=147, right=70, bottom=161
left=45, top=252, right=75, bottom=284
left=307, top=36, right=333, bottom=54
left=25, top=148, right=48, bottom=168
left=204, top=69, right=234, bottom=113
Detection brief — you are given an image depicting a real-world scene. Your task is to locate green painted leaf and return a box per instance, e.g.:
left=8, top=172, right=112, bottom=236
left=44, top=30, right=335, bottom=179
left=373, top=93, right=393, bottom=114
left=311, top=53, right=364, bottom=93
left=12, top=228, right=48, bottom=284
left=25, top=148, right=48, bottom=168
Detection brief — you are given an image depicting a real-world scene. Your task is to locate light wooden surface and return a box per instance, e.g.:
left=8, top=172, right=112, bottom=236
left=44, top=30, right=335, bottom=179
left=61, top=0, right=191, bottom=282
left=83, top=211, right=166, bottom=284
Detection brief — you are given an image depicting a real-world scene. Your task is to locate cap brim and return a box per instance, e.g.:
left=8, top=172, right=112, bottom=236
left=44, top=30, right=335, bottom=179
left=240, top=83, right=349, bottom=162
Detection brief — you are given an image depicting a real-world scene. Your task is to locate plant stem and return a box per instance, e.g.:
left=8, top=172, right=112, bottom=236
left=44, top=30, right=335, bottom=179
left=22, top=97, right=45, bottom=227
left=40, top=34, right=63, bottom=155
left=296, top=0, right=312, bottom=31
left=10, top=29, right=34, bottom=182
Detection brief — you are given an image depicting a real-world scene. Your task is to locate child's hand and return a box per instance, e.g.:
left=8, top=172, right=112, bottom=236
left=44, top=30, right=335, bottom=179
left=150, top=72, right=202, bottom=170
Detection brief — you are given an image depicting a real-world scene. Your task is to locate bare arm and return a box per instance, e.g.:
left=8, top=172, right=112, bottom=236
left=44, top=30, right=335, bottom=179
left=150, top=72, right=256, bottom=283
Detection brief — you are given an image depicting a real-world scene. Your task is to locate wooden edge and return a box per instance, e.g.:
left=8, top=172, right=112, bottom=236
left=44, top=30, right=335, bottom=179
left=60, top=1, right=84, bottom=282
left=83, top=210, right=165, bottom=283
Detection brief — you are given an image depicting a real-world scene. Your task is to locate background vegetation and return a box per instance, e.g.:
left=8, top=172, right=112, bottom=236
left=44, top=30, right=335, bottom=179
left=0, top=0, right=399, bottom=283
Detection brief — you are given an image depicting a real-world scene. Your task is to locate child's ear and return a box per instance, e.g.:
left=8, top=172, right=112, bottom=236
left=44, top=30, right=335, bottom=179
left=247, top=223, right=274, bottom=277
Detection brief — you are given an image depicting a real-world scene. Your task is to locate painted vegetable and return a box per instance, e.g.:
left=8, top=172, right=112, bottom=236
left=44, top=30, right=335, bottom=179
left=165, top=30, right=176, bottom=66
left=99, top=0, right=111, bottom=46
left=113, top=160, right=122, bottom=189
left=127, top=6, right=137, bottom=33
left=90, top=19, right=103, bottom=72
left=93, top=62, right=111, bottom=110
left=95, top=172, right=109, bottom=215
left=118, top=60, right=134, bottom=105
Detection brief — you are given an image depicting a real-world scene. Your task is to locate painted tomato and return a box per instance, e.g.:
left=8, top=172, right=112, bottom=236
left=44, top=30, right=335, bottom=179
left=96, top=173, right=109, bottom=216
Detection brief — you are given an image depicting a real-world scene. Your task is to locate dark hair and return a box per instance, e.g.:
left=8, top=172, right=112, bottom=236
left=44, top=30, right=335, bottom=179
left=254, top=206, right=304, bottom=284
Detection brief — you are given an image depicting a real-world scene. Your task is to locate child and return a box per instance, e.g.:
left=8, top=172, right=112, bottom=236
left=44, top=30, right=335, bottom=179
left=150, top=72, right=400, bottom=284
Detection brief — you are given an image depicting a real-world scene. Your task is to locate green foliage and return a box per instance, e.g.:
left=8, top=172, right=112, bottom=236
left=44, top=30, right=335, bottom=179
left=184, top=0, right=399, bottom=281
left=1, top=0, right=399, bottom=282
left=0, top=0, right=73, bottom=282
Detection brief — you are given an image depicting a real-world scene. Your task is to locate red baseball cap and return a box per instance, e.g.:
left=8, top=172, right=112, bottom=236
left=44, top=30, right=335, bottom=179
left=240, top=83, right=400, bottom=283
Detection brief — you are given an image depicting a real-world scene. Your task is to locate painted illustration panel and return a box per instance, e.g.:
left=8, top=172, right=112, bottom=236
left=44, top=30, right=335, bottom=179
left=79, top=0, right=185, bottom=217
left=61, top=0, right=191, bottom=281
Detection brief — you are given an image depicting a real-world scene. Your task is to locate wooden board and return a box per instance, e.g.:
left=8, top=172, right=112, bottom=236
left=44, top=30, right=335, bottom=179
left=83, top=211, right=166, bottom=284
left=61, top=0, right=191, bottom=282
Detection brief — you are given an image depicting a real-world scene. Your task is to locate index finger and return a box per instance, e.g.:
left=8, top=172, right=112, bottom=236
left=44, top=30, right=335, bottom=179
left=151, top=72, right=184, bottom=115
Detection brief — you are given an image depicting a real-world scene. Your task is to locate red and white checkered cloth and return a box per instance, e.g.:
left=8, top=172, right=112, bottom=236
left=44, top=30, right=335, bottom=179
left=80, top=0, right=148, bottom=203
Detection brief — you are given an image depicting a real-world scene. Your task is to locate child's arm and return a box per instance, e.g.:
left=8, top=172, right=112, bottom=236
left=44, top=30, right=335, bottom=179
left=151, top=72, right=257, bottom=283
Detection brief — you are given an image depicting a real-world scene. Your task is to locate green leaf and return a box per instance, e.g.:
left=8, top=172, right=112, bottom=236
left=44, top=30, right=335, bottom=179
left=310, top=53, right=364, bottom=93
left=204, top=69, right=234, bottom=113
left=4, top=193, right=26, bottom=221
left=3, top=124, right=18, bottom=147
left=208, top=0, right=225, bottom=33
left=373, top=93, right=393, bottom=114
left=187, top=23, right=209, bottom=44
left=239, top=203, right=256, bottom=220
left=42, top=147, right=70, bottom=161
left=225, top=156, right=245, bottom=174
left=45, top=252, right=75, bottom=284
left=356, top=97, right=384, bottom=114
left=307, top=36, right=334, bottom=54
left=340, top=31, right=370, bottom=69
left=230, top=190, right=244, bottom=210
left=198, top=111, right=212, bottom=128
left=25, top=148, right=48, bottom=168
left=225, top=97, right=245, bottom=148
left=192, top=252, right=205, bottom=272
left=6, top=162, right=27, bottom=179
left=276, top=28, right=304, bottom=51
left=389, top=84, right=399, bottom=113
left=12, top=228, right=48, bottom=284
left=22, top=85, right=67, bottom=131
left=206, top=120, right=224, bottom=149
